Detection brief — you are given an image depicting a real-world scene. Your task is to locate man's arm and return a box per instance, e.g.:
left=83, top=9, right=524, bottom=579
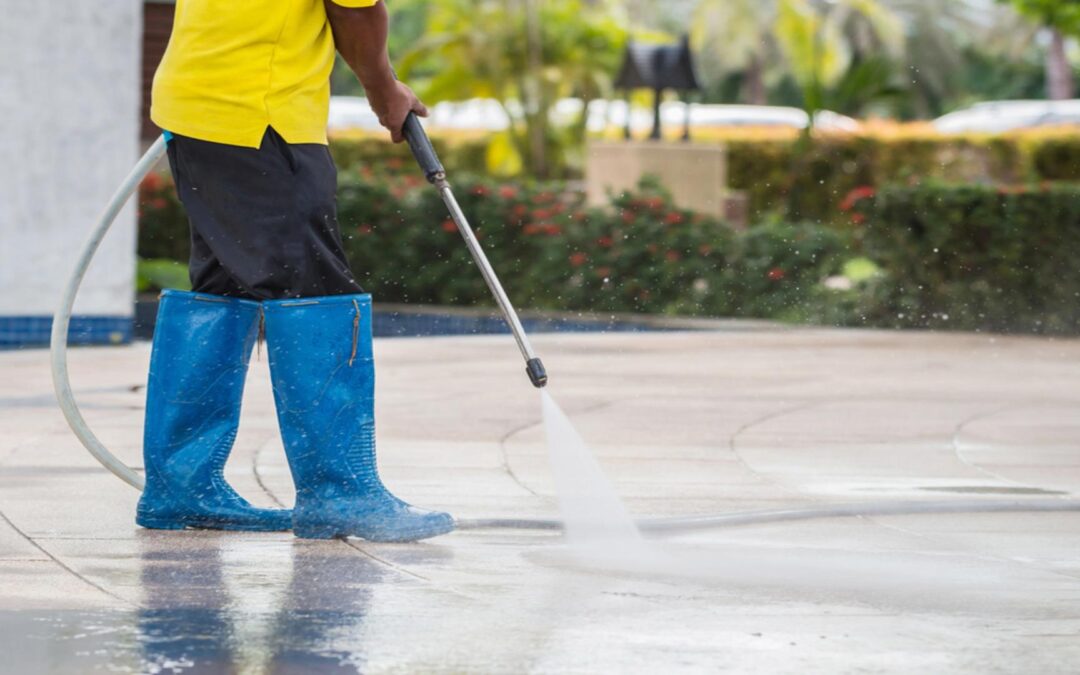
left=324, top=0, right=427, bottom=143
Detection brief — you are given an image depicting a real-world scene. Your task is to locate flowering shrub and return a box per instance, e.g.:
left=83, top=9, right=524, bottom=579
left=723, top=219, right=849, bottom=319
left=137, top=168, right=853, bottom=322
left=336, top=174, right=738, bottom=316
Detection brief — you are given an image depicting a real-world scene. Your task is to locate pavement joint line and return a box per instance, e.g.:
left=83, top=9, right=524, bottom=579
left=247, top=432, right=472, bottom=592
left=251, top=440, right=289, bottom=509
left=496, top=397, right=622, bottom=498
left=722, top=399, right=1080, bottom=573
left=727, top=400, right=823, bottom=497
left=0, top=507, right=133, bottom=607
left=950, top=403, right=1039, bottom=489
left=339, top=539, right=433, bottom=583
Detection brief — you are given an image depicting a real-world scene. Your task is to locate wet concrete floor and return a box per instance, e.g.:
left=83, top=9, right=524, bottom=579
left=1, top=327, right=1079, bottom=673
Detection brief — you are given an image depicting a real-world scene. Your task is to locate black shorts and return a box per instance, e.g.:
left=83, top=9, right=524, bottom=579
left=165, top=127, right=363, bottom=300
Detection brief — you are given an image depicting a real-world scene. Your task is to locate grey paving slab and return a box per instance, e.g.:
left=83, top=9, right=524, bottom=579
left=0, top=327, right=1078, bottom=673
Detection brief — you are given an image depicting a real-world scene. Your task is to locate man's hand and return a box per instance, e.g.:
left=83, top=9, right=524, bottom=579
left=324, top=0, right=426, bottom=143
left=365, top=80, right=428, bottom=143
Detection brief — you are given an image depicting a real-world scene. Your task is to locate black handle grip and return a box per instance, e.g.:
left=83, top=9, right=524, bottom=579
left=402, top=112, right=445, bottom=183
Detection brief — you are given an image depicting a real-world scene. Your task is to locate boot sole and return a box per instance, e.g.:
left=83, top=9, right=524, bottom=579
left=293, top=520, right=455, bottom=542
left=137, top=514, right=292, bottom=532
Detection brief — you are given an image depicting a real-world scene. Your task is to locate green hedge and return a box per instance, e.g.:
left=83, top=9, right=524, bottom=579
left=335, top=175, right=744, bottom=316
left=329, top=135, right=490, bottom=178
left=325, top=132, right=1080, bottom=226
left=851, top=182, right=1080, bottom=334
left=1031, top=136, right=1080, bottom=181
left=137, top=165, right=1080, bottom=335
left=138, top=169, right=847, bottom=319
left=726, top=135, right=1025, bottom=224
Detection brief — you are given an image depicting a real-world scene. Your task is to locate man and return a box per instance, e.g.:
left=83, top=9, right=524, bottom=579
left=138, top=0, right=453, bottom=542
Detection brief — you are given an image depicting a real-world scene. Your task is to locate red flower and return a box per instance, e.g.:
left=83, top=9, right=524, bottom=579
left=532, top=208, right=553, bottom=221
left=149, top=197, right=167, bottom=210
left=664, top=211, right=685, bottom=226
left=512, top=204, right=529, bottom=218
left=357, top=224, right=373, bottom=235
left=851, top=213, right=866, bottom=225
left=665, top=250, right=681, bottom=263
left=533, top=191, right=556, bottom=204
left=141, top=172, right=162, bottom=192
left=499, top=186, right=518, bottom=199
left=543, top=223, right=562, bottom=236
left=596, top=236, right=614, bottom=248
left=767, top=267, right=786, bottom=281
left=621, top=211, right=635, bottom=224
left=442, top=219, right=457, bottom=233
left=472, top=184, right=490, bottom=196
left=839, top=186, right=876, bottom=212
left=523, top=223, right=542, bottom=235
left=569, top=252, right=588, bottom=267
left=596, top=267, right=612, bottom=278
left=645, top=197, right=666, bottom=210
left=698, top=244, right=713, bottom=255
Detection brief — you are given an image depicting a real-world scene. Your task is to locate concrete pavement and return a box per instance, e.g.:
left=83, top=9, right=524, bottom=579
left=1, top=327, right=1079, bottom=673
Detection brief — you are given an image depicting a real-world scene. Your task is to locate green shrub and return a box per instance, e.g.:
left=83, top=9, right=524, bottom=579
left=137, top=171, right=188, bottom=262
left=1031, top=136, right=1080, bottom=181
left=852, top=182, right=1080, bottom=334
left=724, top=219, right=850, bottom=319
left=726, top=135, right=1026, bottom=224
left=337, top=174, right=739, bottom=316
left=137, top=258, right=191, bottom=293
left=134, top=159, right=861, bottom=325
left=329, top=134, right=490, bottom=177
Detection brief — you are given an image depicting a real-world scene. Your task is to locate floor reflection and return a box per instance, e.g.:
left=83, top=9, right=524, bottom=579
left=267, top=543, right=384, bottom=674
left=136, top=534, right=392, bottom=674
left=137, top=540, right=237, bottom=673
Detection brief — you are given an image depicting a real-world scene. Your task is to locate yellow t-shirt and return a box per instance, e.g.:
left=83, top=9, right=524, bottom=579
left=151, top=0, right=378, bottom=148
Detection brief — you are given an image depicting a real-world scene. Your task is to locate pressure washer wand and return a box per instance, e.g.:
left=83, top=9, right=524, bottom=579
left=402, top=112, right=547, bottom=388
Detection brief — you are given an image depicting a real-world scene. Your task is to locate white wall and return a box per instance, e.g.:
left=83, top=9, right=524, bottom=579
left=0, top=1, right=141, bottom=318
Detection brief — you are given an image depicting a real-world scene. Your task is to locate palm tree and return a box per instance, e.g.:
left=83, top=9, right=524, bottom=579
left=401, top=0, right=625, bottom=178
left=1001, top=0, right=1080, bottom=100
left=691, top=0, right=905, bottom=114
left=690, top=0, right=780, bottom=105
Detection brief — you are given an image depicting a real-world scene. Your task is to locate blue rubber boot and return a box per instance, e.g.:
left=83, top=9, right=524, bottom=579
left=136, top=290, right=292, bottom=531
left=263, top=294, right=454, bottom=542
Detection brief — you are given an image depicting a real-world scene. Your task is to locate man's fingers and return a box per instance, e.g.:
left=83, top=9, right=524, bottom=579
left=391, top=114, right=406, bottom=143
left=413, top=100, right=429, bottom=117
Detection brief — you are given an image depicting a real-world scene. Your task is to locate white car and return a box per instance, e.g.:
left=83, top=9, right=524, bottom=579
left=329, top=96, right=858, bottom=133
left=934, top=99, right=1080, bottom=133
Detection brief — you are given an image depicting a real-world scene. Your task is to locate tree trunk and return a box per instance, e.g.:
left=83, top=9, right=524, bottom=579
left=523, top=0, right=548, bottom=178
left=1046, top=28, right=1075, bottom=101
left=743, top=52, right=767, bottom=105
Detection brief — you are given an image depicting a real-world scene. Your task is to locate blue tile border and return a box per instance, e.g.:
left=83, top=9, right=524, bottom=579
left=0, top=316, right=133, bottom=349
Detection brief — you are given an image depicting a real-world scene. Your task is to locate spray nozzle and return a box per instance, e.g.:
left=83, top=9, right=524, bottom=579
left=526, top=358, right=548, bottom=388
